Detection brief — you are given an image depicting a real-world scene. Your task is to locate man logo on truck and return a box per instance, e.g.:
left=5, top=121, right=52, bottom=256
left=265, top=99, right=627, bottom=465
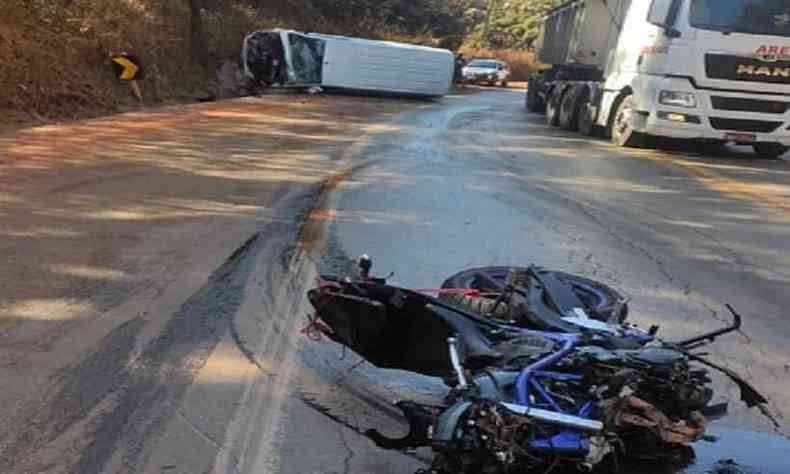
left=737, top=64, right=790, bottom=77
left=755, top=45, right=790, bottom=59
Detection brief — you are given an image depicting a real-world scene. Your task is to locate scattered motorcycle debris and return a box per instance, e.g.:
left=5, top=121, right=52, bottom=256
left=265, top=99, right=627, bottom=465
left=305, top=256, right=778, bottom=473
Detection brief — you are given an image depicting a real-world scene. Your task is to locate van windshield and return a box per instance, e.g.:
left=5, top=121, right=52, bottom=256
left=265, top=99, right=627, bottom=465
left=288, top=34, right=325, bottom=84
left=468, top=60, right=499, bottom=69
left=690, top=0, right=790, bottom=37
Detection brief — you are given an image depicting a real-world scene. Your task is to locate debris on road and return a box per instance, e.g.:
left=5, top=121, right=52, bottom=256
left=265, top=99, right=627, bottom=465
left=305, top=256, right=776, bottom=474
left=711, top=459, right=754, bottom=474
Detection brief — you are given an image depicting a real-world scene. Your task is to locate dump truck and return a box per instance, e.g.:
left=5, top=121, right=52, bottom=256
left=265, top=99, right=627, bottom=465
left=526, top=0, right=790, bottom=158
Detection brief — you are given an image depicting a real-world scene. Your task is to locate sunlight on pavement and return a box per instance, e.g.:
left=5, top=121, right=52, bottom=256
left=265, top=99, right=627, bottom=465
left=197, top=350, right=257, bottom=385
left=0, top=227, right=85, bottom=238
left=676, top=159, right=790, bottom=176
left=2, top=298, right=97, bottom=321
left=679, top=170, right=790, bottom=215
left=309, top=208, right=434, bottom=226
left=536, top=175, right=683, bottom=194
left=660, top=219, right=716, bottom=230
left=49, top=264, right=131, bottom=281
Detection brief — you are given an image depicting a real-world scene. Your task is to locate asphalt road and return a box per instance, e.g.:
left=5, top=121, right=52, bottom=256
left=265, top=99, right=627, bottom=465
left=1, top=89, right=789, bottom=474
left=284, top=89, right=790, bottom=474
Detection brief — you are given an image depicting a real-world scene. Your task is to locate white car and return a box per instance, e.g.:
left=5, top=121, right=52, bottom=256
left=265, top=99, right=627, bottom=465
left=462, top=59, right=511, bottom=87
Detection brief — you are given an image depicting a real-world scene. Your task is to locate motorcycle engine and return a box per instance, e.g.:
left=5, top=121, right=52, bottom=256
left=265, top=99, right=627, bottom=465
left=429, top=401, right=613, bottom=474
left=575, top=346, right=713, bottom=414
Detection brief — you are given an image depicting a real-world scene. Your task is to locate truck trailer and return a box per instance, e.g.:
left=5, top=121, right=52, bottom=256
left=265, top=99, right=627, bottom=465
left=526, top=0, right=790, bottom=158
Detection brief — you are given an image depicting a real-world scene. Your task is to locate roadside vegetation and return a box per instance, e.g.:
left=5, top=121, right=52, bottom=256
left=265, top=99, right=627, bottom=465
left=0, top=0, right=561, bottom=126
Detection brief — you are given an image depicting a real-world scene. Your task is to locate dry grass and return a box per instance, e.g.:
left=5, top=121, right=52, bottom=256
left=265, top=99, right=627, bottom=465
left=0, top=0, right=210, bottom=124
left=0, top=1, right=319, bottom=126
left=458, top=47, right=543, bottom=81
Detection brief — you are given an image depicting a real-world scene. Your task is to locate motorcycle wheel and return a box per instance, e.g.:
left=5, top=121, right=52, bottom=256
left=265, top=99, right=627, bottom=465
left=440, top=266, right=628, bottom=324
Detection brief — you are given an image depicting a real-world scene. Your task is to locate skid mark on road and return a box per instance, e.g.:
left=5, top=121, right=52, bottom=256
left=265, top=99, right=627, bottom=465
left=0, top=317, right=145, bottom=473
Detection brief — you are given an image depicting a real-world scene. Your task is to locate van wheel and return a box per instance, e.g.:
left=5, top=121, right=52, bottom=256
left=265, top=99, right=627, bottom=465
left=610, top=95, right=644, bottom=147
left=753, top=143, right=789, bottom=159
left=500, top=80, right=509, bottom=88
left=546, top=88, right=562, bottom=127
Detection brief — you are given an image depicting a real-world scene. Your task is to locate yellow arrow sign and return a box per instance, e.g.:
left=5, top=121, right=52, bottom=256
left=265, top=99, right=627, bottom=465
left=112, top=56, right=140, bottom=81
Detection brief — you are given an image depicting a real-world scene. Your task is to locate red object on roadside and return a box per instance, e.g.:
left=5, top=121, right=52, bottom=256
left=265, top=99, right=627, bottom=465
left=412, top=288, right=481, bottom=296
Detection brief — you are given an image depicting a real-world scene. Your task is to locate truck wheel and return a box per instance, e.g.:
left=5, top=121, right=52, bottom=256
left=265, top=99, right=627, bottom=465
left=558, top=87, right=580, bottom=131
left=526, top=87, right=535, bottom=110
left=546, top=88, right=562, bottom=127
left=753, top=143, right=789, bottom=159
left=610, top=95, right=644, bottom=148
left=577, top=89, right=599, bottom=137
left=526, top=79, right=546, bottom=113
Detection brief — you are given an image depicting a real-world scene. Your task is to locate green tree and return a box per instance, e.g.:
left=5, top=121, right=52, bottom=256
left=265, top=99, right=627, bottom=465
left=471, top=0, right=563, bottom=48
left=187, top=0, right=210, bottom=67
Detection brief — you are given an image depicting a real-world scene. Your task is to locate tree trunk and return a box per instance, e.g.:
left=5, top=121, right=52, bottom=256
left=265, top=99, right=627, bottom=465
left=187, top=0, right=209, bottom=68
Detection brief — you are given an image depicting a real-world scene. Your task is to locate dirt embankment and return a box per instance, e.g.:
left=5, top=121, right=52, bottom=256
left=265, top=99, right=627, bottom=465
left=0, top=1, right=472, bottom=130
left=0, top=1, right=306, bottom=127
left=0, top=1, right=384, bottom=128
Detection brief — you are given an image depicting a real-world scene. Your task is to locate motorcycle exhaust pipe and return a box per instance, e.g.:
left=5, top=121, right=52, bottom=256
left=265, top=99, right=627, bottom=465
left=501, top=403, right=603, bottom=432
left=447, top=337, right=468, bottom=390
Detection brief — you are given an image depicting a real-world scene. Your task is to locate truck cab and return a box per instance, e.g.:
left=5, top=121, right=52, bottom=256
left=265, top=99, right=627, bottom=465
left=529, top=0, right=790, bottom=158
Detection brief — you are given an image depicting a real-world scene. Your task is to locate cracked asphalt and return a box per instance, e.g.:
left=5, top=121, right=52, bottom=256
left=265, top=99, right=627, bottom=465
left=1, top=89, right=789, bottom=474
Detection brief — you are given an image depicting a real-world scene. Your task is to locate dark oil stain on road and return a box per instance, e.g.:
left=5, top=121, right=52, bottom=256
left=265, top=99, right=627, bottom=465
left=667, top=426, right=789, bottom=474
left=71, top=228, right=267, bottom=474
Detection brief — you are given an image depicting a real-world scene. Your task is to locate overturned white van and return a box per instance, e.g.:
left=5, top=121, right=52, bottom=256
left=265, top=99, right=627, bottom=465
left=242, top=29, right=454, bottom=98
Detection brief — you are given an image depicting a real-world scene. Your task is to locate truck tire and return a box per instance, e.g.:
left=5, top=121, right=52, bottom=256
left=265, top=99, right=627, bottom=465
left=526, top=78, right=546, bottom=113
left=610, top=95, right=644, bottom=148
left=546, top=88, right=562, bottom=127
left=577, top=88, right=599, bottom=137
left=753, top=142, right=789, bottom=159
left=558, top=87, right=580, bottom=131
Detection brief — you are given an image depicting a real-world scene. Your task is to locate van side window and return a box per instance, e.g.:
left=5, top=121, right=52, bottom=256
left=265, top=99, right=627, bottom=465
left=288, top=34, right=326, bottom=84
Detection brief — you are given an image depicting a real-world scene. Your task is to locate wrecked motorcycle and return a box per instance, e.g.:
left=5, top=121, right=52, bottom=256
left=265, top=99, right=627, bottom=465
left=305, top=259, right=772, bottom=473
